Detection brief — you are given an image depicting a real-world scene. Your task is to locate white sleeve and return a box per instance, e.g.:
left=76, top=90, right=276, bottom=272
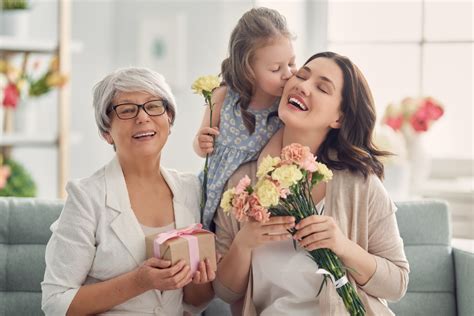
left=41, top=181, right=98, bottom=315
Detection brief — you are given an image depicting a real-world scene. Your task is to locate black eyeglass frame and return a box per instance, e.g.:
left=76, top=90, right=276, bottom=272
left=111, top=99, right=169, bottom=120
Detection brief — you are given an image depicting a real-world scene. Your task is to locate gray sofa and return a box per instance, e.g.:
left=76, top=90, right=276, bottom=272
left=0, top=198, right=472, bottom=315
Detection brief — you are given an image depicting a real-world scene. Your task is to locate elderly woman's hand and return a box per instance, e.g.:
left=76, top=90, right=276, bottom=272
left=293, top=215, right=350, bottom=257
left=191, top=258, right=216, bottom=285
left=135, top=258, right=192, bottom=291
left=234, top=216, right=295, bottom=252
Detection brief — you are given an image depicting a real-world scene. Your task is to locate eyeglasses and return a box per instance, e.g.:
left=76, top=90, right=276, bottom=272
left=112, top=99, right=168, bottom=120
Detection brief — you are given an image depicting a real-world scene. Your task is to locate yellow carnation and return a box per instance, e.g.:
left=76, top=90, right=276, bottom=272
left=191, top=75, right=221, bottom=96
left=316, top=162, right=333, bottom=182
left=220, top=188, right=235, bottom=213
left=271, top=164, right=303, bottom=188
left=255, top=179, right=279, bottom=208
left=257, top=155, right=281, bottom=179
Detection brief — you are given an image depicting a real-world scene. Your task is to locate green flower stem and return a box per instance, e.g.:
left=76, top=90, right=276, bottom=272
left=200, top=92, right=214, bottom=213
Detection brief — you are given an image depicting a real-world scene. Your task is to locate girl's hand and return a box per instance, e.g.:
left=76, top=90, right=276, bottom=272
left=196, top=127, right=219, bottom=155
left=234, top=216, right=295, bottom=252
left=191, top=258, right=216, bottom=285
left=293, top=215, right=350, bottom=256
left=135, top=258, right=192, bottom=291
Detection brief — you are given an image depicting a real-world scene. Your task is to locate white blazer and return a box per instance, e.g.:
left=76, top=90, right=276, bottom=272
left=41, top=157, right=201, bottom=316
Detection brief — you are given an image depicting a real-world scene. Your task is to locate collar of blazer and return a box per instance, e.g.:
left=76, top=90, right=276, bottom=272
left=103, top=156, right=192, bottom=265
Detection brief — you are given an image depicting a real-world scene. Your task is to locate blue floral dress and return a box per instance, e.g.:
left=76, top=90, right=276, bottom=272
left=200, top=88, right=282, bottom=230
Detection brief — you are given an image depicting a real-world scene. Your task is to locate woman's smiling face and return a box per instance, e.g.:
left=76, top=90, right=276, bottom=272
left=278, top=57, right=344, bottom=133
left=104, top=91, right=171, bottom=160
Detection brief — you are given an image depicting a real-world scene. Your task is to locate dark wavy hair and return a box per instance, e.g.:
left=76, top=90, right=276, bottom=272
left=221, top=7, right=292, bottom=134
left=308, top=52, right=390, bottom=179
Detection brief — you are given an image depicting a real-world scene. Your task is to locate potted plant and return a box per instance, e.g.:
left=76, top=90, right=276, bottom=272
left=0, top=154, right=36, bottom=197
left=1, top=0, right=31, bottom=38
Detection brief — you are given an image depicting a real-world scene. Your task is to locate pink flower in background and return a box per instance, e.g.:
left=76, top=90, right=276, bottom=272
left=3, top=83, right=19, bottom=108
left=383, top=96, right=444, bottom=134
left=423, top=98, right=444, bottom=120
left=385, top=115, right=404, bottom=131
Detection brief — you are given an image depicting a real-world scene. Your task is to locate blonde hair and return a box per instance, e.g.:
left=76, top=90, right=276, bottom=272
left=221, top=7, right=293, bottom=134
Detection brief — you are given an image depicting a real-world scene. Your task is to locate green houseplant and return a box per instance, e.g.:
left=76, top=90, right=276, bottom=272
left=1, top=0, right=31, bottom=37
left=1, top=0, right=29, bottom=10
left=0, top=157, right=36, bottom=197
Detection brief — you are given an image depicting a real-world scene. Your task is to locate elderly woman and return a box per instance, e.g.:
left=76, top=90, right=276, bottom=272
left=41, top=67, right=215, bottom=315
left=213, top=52, right=409, bottom=315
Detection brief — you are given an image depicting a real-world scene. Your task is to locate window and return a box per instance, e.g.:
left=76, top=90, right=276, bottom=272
left=327, top=0, right=473, bottom=160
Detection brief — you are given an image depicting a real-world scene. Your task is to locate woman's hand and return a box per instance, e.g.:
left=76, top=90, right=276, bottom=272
left=196, top=127, right=219, bottom=155
left=293, top=215, right=350, bottom=256
left=191, top=258, right=216, bottom=285
left=135, top=258, right=192, bottom=291
left=234, top=216, right=295, bottom=252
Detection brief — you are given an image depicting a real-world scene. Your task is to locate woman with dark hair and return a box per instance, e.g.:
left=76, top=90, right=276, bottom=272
left=212, top=52, right=409, bottom=315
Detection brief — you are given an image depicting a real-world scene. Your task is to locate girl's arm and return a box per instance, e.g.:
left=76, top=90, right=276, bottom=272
left=193, top=86, right=227, bottom=158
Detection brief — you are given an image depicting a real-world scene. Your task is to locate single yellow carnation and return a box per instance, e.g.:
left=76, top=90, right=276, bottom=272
left=220, top=188, right=235, bottom=213
left=255, top=179, right=279, bottom=208
left=257, top=155, right=281, bottom=179
left=271, top=164, right=303, bottom=188
left=316, top=162, right=333, bottom=182
left=191, top=75, right=221, bottom=96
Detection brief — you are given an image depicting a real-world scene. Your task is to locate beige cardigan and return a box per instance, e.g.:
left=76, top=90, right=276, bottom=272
left=213, top=161, right=409, bottom=316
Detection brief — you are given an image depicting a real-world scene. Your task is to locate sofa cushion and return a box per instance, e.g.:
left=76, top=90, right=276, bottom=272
left=389, top=200, right=456, bottom=316
left=0, top=198, right=63, bottom=316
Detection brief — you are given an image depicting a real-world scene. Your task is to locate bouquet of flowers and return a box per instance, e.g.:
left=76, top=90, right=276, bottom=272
left=383, top=97, right=444, bottom=133
left=221, top=143, right=366, bottom=316
left=191, top=75, right=221, bottom=211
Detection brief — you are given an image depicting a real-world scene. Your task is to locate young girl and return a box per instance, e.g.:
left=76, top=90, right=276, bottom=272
left=194, top=7, right=297, bottom=230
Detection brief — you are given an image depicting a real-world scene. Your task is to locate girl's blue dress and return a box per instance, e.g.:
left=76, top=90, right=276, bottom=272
left=200, top=88, right=282, bottom=230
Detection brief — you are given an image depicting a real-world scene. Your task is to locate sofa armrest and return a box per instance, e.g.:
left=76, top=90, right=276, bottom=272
left=453, top=248, right=474, bottom=316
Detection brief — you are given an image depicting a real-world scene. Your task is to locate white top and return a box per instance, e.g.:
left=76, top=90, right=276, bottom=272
left=41, top=156, right=202, bottom=316
left=140, top=222, right=175, bottom=236
left=252, top=199, right=325, bottom=316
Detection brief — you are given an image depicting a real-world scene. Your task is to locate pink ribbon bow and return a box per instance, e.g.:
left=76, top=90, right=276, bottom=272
left=154, top=223, right=205, bottom=274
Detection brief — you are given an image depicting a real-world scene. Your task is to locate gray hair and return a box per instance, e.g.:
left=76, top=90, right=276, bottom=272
left=92, top=67, right=177, bottom=136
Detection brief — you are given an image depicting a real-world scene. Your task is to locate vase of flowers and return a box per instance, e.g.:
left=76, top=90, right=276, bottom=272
left=1, top=0, right=31, bottom=38
left=0, top=56, right=67, bottom=134
left=383, top=96, right=444, bottom=191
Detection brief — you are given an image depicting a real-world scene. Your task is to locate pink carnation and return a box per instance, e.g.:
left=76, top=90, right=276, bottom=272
left=281, top=143, right=315, bottom=169
left=232, top=191, right=250, bottom=222
left=235, top=175, right=251, bottom=195
left=248, top=194, right=270, bottom=223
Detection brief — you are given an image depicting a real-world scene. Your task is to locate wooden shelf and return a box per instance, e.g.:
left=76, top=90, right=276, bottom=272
left=0, top=134, right=58, bottom=147
left=0, top=0, right=72, bottom=198
left=0, top=36, right=82, bottom=54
